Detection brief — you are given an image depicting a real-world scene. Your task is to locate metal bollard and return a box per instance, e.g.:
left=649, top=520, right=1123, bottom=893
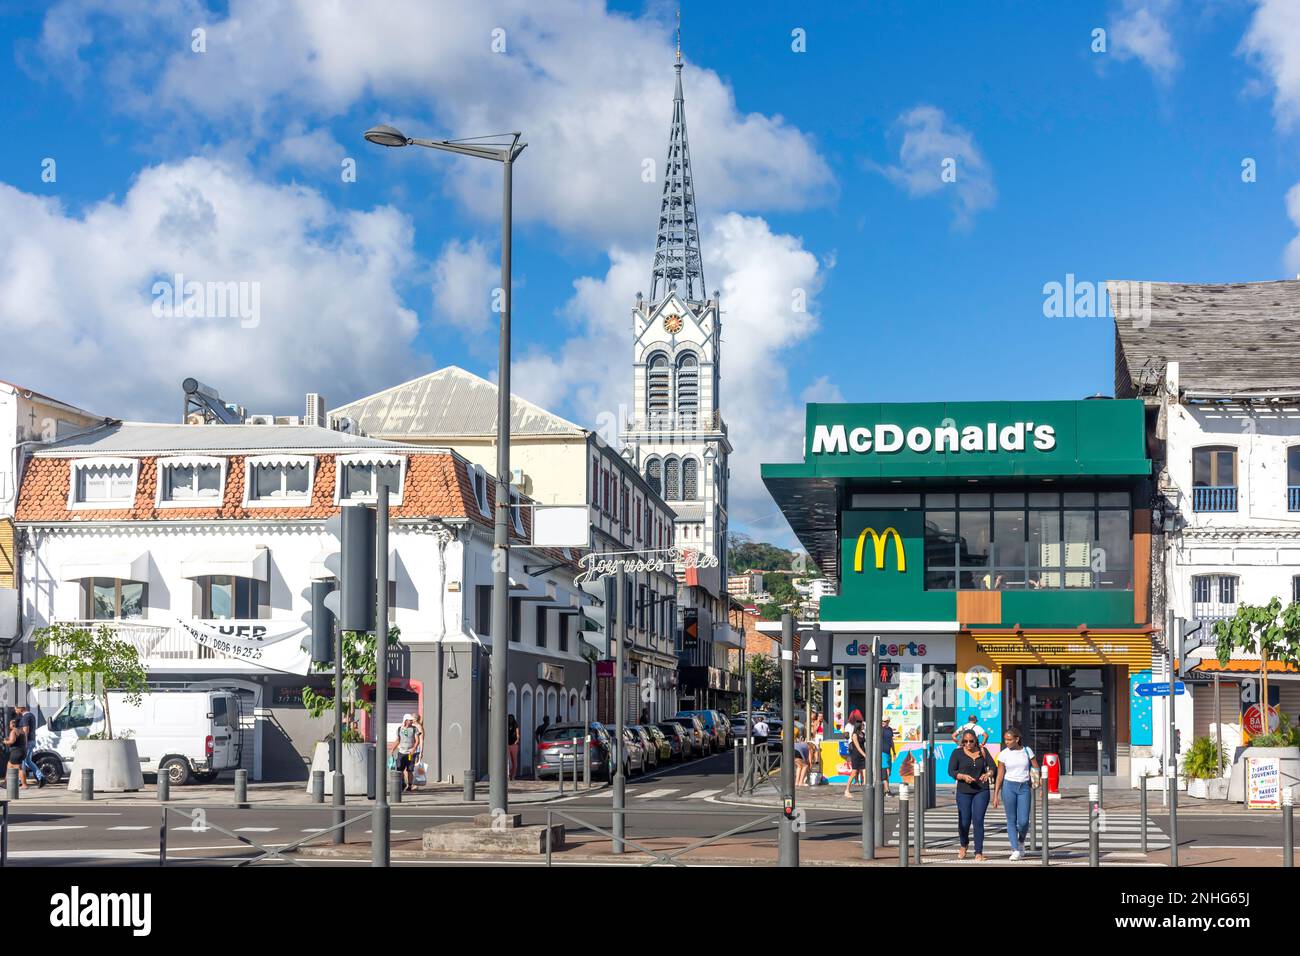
left=81, top=768, right=94, bottom=800
left=332, top=772, right=346, bottom=845
left=463, top=773, right=476, bottom=802
left=898, top=784, right=909, bottom=868
left=233, top=768, right=248, bottom=809
left=1097, top=740, right=1104, bottom=809
left=311, top=770, right=325, bottom=804
left=388, top=770, right=403, bottom=803
left=583, top=732, right=591, bottom=789
left=1088, top=783, right=1100, bottom=868
left=1040, top=764, right=1050, bottom=866
left=158, top=772, right=170, bottom=803
left=914, top=760, right=925, bottom=865
left=733, top=740, right=740, bottom=793
left=158, top=805, right=166, bottom=867
left=2, top=799, right=8, bottom=867
left=1284, top=787, right=1295, bottom=868
left=1027, top=781, right=1036, bottom=854
left=5, top=768, right=17, bottom=802
left=1140, top=773, right=1149, bottom=855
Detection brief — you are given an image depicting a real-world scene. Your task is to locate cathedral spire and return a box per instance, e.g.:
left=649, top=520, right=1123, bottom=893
left=650, top=14, right=705, bottom=305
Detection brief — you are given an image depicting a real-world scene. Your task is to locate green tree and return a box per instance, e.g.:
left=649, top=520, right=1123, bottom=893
left=13, top=622, right=149, bottom=739
left=1213, top=597, right=1300, bottom=741
left=734, top=653, right=781, bottom=703
left=729, top=533, right=797, bottom=573
left=302, top=626, right=401, bottom=743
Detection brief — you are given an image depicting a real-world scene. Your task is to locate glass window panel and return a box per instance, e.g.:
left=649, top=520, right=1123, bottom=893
left=209, top=576, right=234, bottom=619
left=254, top=465, right=282, bottom=498
left=959, top=493, right=990, bottom=508
left=119, top=582, right=146, bottom=619
left=168, top=465, right=196, bottom=498
left=1097, top=509, right=1131, bottom=570
left=345, top=463, right=371, bottom=498
left=1098, top=491, right=1130, bottom=507
left=1063, top=492, right=1095, bottom=507
left=375, top=463, right=401, bottom=496
left=1219, top=576, right=1237, bottom=604
left=994, top=510, right=1027, bottom=569
left=1028, top=492, right=1059, bottom=507
left=993, top=492, right=1025, bottom=508
left=924, top=511, right=957, bottom=570
left=109, top=466, right=134, bottom=498
left=235, top=578, right=258, bottom=618
left=91, top=578, right=116, bottom=619
left=1288, top=448, right=1300, bottom=486
left=1028, top=510, right=1061, bottom=588
left=196, top=465, right=221, bottom=497
left=1215, top=450, right=1236, bottom=485
left=924, top=493, right=956, bottom=508
left=958, top=511, right=991, bottom=567
left=1063, top=509, right=1094, bottom=564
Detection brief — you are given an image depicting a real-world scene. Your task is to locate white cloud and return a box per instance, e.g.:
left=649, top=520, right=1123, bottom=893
left=431, top=238, right=499, bottom=336
left=871, top=106, right=996, bottom=230
left=1241, top=0, right=1300, bottom=130
left=272, top=125, right=349, bottom=173
left=37, top=0, right=833, bottom=245
left=1108, top=0, right=1181, bottom=83
left=0, top=158, right=423, bottom=420
left=1282, top=181, right=1300, bottom=273
left=512, top=213, right=830, bottom=539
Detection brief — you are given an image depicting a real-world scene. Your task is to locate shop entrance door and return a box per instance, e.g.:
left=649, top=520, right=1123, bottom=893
left=1026, top=689, right=1067, bottom=770
left=1020, top=667, right=1113, bottom=775
left=1069, top=689, right=1104, bottom=774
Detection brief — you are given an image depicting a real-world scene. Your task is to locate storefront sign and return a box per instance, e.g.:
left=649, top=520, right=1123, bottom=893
left=813, top=421, right=1057, bottom=456
left=852, top=527, right=905, bottom=572
left=1246, top=757, right=1282, bottom=810
left=575, top=546, right=717, bottom=585
left=830, top=634, right=955, bottom=665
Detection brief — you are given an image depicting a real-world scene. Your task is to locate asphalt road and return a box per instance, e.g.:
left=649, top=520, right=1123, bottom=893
left=0, top=750, right=1287, bottom=866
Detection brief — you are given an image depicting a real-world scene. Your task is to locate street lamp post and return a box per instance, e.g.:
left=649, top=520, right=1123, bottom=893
left=365, top=124, right=526, bottom=817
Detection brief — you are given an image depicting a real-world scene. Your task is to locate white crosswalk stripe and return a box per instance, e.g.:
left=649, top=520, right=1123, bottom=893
left=893, top=811, right=1168, bottom=851
left=10, top=825, right=87, bottom=832
left=234, top=827, right=278, bottom=833
left=636, top=789, right=680, bottom=799
left=107, top=826, right=151, bottom=831
left=684, top=788, right=721, bottom=800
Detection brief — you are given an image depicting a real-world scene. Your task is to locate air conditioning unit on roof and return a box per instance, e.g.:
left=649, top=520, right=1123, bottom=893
left=246, top=414, right=275, bottom=426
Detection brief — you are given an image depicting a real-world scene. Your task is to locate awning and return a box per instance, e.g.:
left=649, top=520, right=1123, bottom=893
left=60, top=551, right=150, bottom=582
left=967, top=628, right=1156, bottom=669
left=181, top=546, right=269, bottom=581
left=309, top=547, right=397, bottom=581
left=1188, top=659, right=1300, bottom=675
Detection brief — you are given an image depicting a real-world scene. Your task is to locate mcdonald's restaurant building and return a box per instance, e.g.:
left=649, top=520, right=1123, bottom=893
left=762, top=400, right=1157, bottom=786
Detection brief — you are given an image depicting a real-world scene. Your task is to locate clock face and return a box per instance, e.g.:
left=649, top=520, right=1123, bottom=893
left=663, top=314, right=683, bottom=334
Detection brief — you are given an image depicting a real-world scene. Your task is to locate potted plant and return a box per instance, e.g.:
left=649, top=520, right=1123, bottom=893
left=301, top=626, right=399, bottom=795
left=14, top=622, right=150, bottom=792
left=1213, top=598, right=1300, bottom=802
left=1182, top=735, right=1226, bottom=798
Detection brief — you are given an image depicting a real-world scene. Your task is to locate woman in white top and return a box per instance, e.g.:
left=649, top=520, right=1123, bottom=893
left=991, top=727, right=1039, bottom=860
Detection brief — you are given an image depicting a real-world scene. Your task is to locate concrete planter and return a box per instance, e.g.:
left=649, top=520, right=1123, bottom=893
left=1227, top=746, right=1300, bottom=803
left=69, top=739, right=144, bottom=792
left=1185, top=778, right=1211, bottom=799
left=307, top=742, right=375, bottom=796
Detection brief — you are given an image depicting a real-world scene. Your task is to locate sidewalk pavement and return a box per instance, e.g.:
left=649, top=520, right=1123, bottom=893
left=725, top=780, right=1259, bottom=815
left=0, top=778, right=605, bottom=807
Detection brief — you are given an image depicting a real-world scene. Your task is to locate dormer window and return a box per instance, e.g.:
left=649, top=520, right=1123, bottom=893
left=69, top=458, right=138, bottom=509
left=335, top=453, right=405, bottom=504
left=508, top=486, right=525, bottom=535
left=245, top=455, right=314, bottom=506
left=157, top=456, right=225, bottom=506
left=472, top=464, right=490, bottom=517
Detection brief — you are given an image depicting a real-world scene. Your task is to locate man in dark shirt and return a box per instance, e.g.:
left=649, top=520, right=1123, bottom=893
left=879, top=717, right=897, bottom=793
left=15, top=705, right=44, bottom=788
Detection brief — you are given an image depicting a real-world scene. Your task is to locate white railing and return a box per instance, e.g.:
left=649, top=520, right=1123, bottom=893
left=42, top=620, right=214, bottom=661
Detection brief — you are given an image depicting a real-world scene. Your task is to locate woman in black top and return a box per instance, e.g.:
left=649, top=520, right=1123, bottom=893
left=506, top=715, right=521, bottom=780
left=947, top=729, right=995, bottom=860
left=4, top=719, right=26, bottom=788
left=842, top=720, right=868, bottom=799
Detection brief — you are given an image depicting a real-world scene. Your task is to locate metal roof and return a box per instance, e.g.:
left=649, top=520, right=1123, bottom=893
left=1110, top=279, right=1300, bottom=396
left=328, top=366, right=587, bottom=439
left=33, top=422, right=428, bottom=457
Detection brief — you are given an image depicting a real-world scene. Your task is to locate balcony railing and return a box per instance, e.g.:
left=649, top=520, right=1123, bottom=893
left=1290, top=486, right=1300, bottom=512
left=42, top=620, right=213, bottom=661
left=1192, top=604, right=1238, bottom=624
left=1192, top=486, right=1237, bottom=513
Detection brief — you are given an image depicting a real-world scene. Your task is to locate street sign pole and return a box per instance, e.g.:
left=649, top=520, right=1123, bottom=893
left=863, top=639, right=876, bottom=860
left=372, top=487, right=390, bottom=868
left=613, top=565, right=627, bottom=854
left=779, top=614, right=799, bottom=867
left=1167, top=610, right=1178, bottom=868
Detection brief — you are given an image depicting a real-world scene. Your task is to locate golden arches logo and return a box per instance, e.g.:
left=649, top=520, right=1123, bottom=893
left=853, top=527, right=906, bottom=573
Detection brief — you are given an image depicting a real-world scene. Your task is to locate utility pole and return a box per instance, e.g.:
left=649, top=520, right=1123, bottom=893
left=778, top=613, right=798, bottom=867
left=373, top=486, right=390, bottom=868
left=613, top=566, right=627, bottom=854
left=863, top=641, right=876, bottom=859
left=1167, top=609, right=1178, bottom=868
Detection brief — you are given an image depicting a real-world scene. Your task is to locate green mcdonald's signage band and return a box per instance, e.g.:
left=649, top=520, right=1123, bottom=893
left=812, top=420, right=1056, bottom=455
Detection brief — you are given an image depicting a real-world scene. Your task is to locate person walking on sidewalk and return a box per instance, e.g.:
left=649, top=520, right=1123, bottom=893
left=506, top=714, right=521, bottom=780
left=15, top=705, right=44, bottom=788
left=879, top=716, right=896, bottom=795
left=4, top=719, right=27, bottom=788
left=991, top=727, right=1039, bottom=860
left=952, top=713, right=988, bottom=746
left=390, top=713, right=422, bottom=792
left=843, top=719, right=868, bottom=799
left=948, top=729, right=995, bottom=861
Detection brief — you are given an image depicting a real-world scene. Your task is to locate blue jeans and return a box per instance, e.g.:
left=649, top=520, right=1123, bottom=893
left=22, top=743, right=42, bottom=782
left=956, top=788, right=990, bottom=854
left=1002, top=779, right=1031, bottom=852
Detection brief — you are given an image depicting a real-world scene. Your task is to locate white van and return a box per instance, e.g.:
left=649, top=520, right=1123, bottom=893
left=34, top=690, right=243, bottom=786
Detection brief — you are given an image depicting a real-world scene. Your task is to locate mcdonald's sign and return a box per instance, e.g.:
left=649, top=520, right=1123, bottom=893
left=853, top=527, right=906, bottom=573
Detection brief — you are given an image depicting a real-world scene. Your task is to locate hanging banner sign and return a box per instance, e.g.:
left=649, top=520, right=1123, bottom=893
left=575, top=547, right=718, bottom=585
left=175, top=619, right=311, bottom=672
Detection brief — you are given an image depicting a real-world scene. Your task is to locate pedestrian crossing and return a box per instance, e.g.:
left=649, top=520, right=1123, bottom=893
left=584, top=786, right=723, bottom=802
left=892, top=807, right=1169, bottom=854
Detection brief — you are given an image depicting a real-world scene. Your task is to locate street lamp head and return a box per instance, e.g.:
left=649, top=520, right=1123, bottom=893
left=364, top=124, right=409, bottom=147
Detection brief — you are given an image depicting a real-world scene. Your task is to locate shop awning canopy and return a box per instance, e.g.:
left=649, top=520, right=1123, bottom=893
left=60, top=551, right=150, bottom=582
left=967, top=628, right=1156, bottom=669
left=181, top=546, right=269, bottom=581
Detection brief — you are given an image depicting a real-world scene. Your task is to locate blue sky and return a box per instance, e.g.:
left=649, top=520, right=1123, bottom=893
left=3, top=1, right=1300, bottom=544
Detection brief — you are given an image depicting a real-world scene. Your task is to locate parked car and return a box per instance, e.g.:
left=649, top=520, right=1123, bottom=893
left=656, top=722, right=690, bottom=761
left=611, top=726, right=648, bottom=776
left=665, top=714, right=710, bottom=755
left=535, top=722, right=615, bottom=780
left=629, top=725, right=659, bottom=770
left=677, top=710, right=728, bottom=751
left=730, top=714, right=751, bottom=742
left=642, top=724, right=673, bottom=764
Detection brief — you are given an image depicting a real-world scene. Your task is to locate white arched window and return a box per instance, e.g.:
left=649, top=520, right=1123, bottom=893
left=547, top=688, right=559, bottom=722
left=676, top=352, right=699, bottom=421
left=647, top=353, right=670, bottom=417
left=507, top=684, right=517, bottom=720
left=664, top=457, right=681, bottom=500
left=520, top=686, right=535, bottom=772
left=570, top=690, right=580, bottom=720
left=682, top=457, right=699, bottom=500
left=645, top=457, right=662, bottom=497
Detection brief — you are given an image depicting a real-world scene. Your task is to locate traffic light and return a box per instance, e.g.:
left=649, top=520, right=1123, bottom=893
left=1174, top=728, right=1182, bottom=754
left=322, top=505, right=377, bottom=632
left=310, top=579, right=336, bottom=665
left=875, top=661, right=900, bottom=689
